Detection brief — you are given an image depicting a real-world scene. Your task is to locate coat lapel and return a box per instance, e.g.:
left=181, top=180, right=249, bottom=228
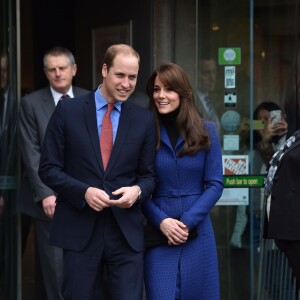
left=41, top=88, right=56, bottom=120
left=160, top=125, right=184, bottom=152
left=84, top=94, right=103, bottom=171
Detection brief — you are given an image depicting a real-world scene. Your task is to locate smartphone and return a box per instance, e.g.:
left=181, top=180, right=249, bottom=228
left=270, top=110, right=281, bottom=125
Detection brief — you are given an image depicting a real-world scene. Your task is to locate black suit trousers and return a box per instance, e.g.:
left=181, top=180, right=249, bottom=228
left=62, top=208, right=143, bottom=300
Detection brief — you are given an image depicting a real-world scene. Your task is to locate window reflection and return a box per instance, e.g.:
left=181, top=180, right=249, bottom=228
left=0, top=48, right=18, bottom=300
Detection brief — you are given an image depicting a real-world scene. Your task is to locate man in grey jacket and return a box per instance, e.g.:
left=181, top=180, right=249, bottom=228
left=19, top=46, right=89, bottom=300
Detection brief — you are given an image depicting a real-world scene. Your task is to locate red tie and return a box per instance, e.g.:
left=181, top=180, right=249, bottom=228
left=100, top=103, right=114, bottom=170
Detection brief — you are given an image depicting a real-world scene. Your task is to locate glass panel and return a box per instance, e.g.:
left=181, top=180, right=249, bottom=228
left=205, top=4, right=250, bottom=298
left=175, top=1, right=252, bottom=299
left=254, top=0, right=299, bottom=299
left=173, top=0, right=300, bottom=298
left=0, top=0, right=19, bottom=299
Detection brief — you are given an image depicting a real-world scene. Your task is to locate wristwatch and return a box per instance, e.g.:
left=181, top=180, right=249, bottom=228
left=136, top=185, right=142, bottom=200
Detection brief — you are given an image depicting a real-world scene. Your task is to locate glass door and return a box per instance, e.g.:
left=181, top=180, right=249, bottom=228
left=0, top=0, right=20, bottom=299
left=153, top=0, right=300, bottom=298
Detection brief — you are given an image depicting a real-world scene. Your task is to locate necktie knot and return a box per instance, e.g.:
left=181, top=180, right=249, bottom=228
left=60, top=94, right=70, bottom=100
left=106, top=103, right=114, bottom=115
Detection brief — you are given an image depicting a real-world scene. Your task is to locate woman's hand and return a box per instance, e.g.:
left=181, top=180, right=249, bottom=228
left=260, top=114, right=288, bottom=148
left=160, top=218, right=189, bottom=246
left=272, top=119, right=288, bottom=137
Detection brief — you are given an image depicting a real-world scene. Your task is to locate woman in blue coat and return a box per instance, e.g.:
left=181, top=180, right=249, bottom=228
left=142, top=63, right=223, bottom=300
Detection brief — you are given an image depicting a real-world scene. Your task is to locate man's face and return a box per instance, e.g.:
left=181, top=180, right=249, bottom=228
left=0, top=55, right=9, bottom=90
left=44, top=55, right=77, bottom=94
left=100, top=53, right=139, bottom=103
left=199, top=59, right=217, bottom=94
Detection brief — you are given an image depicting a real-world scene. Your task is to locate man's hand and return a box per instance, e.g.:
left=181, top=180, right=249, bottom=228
left=85, top=187, right=116, bottom=212
left=111, top=185, right=140, bottom=208
left=42, top=195, right=57, bottom=219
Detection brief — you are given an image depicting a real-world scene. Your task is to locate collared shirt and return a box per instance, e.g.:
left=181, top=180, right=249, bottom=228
left=95, top=86, right=122, bottom=143
left=50, top=86, right=74, bottom=106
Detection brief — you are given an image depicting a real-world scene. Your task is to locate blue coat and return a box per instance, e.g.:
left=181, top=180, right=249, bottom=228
left=142, top=121, right=223, bottom=300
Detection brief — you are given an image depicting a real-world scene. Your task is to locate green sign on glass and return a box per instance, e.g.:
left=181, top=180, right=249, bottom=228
left=223, top=175, right=264, bottom=188
left=219, top=48, right=241, bottom=65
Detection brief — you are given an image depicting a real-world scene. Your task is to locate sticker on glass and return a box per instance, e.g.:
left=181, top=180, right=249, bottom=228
left=224, top=66, right=235, bottom=88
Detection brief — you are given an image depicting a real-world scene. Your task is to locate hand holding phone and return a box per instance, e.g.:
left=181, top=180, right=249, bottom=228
left=270, top=110, right=281, bottom=125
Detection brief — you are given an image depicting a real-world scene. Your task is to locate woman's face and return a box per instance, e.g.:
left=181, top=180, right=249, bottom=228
left=257, top=108, right=270, bottom=123
left=153, top=76, right=180, bottom=114
left=257, top=108, right=270, bottom=135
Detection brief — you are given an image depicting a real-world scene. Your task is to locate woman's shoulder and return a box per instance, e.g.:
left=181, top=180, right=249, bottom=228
left=203, top=120, right=218, bottom=136
left=203, top=120, right=216, bottom=128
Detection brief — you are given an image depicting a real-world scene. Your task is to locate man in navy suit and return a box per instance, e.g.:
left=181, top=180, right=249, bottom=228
left=39, top=44, right=157, bottom=300
left=20, top=46, right=90, bottom=300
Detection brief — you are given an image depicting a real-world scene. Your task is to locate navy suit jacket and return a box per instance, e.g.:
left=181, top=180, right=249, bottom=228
left=39, top=91, right=157, bottom=252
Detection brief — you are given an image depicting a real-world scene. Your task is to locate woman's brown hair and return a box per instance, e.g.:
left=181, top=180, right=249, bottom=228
left=146, top=63, right=210, bottom=156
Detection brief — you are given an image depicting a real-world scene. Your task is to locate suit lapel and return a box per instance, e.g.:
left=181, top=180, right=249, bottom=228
left=84, top=94, right=103, bottom=171
left=41, top=88, right=56, bottom=119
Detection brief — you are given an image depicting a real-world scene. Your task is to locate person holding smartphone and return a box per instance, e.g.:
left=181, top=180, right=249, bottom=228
left=254, top=102, right=288, bottom=165
left=252, top=102, right=288, bottom=255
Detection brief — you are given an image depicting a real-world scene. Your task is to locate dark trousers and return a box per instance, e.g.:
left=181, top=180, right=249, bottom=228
left=62, top=209, right=143, bottom=300
left=35, top=219, right=64, bottom=300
